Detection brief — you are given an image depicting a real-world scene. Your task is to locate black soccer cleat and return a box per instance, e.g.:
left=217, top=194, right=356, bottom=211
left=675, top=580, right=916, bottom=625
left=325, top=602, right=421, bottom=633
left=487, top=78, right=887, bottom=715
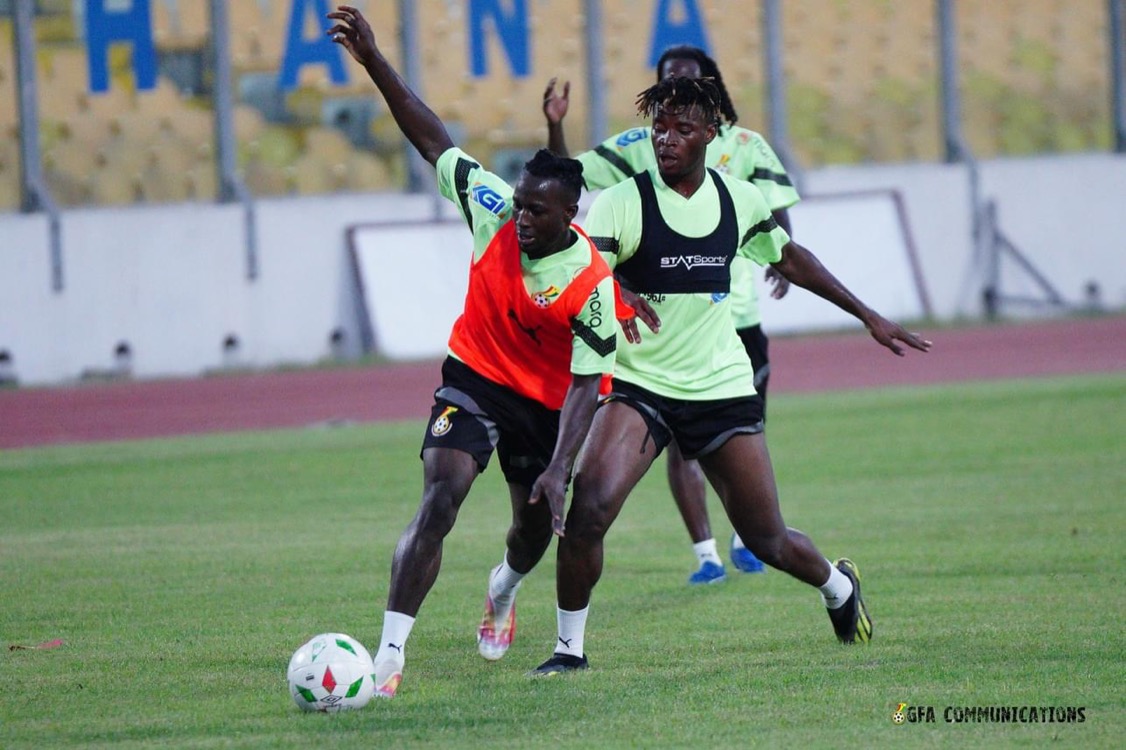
left=827, top=558, right=872, bottom=644
left=529, top=652, right=589, bottom=676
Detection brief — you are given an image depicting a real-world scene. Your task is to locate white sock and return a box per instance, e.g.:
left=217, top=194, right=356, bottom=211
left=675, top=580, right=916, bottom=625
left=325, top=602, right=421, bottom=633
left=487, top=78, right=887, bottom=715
left=818, top=561, right=854, bottom=609
left=555, top=606, right=588, bottom=657
left=731, top=533, right=747, bottom=550
left=374, top=610, right=415, bottom=666
left=488, top=555, right=526, bottom=611
left=692, top=538, right=722, bottom=566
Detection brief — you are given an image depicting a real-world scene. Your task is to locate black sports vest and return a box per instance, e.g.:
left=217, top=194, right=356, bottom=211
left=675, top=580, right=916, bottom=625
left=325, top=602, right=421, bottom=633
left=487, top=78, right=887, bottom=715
left=615, top=169, right=738, bottom=294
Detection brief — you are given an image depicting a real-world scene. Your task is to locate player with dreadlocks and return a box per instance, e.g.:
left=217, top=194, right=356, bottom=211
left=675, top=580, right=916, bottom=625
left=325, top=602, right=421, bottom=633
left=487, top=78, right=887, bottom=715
left=544, top=45, right=801, bottom=586
left=529, top=75, right=931, bottom=674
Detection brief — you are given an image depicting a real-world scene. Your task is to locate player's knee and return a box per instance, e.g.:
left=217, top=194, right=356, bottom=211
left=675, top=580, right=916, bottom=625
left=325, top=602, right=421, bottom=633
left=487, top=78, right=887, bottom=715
left=564, top=502, right=613, bottom=544
left=510, top=513, right=553, bottom=551
left=745, top=535, right=786, bottom=568
left=415, top=481, right=463, bottom=538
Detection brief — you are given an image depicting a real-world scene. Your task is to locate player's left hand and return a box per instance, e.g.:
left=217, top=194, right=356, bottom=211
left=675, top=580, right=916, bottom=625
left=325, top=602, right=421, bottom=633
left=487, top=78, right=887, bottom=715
left=543, top=78, right=571, bottom=125
left=764, top=266, right=791, bottom=299
left=616, top=287, right=660, bottom=344
left=864, top=313, right=932, bottom=356
left=327, top=5, right=377, bottom=65
left=528, top=465, right=570, bottom=536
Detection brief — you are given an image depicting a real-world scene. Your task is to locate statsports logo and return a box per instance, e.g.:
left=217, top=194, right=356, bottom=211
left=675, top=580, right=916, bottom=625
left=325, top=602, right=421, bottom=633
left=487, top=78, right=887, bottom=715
left=660, top=254, right=726, bottom=270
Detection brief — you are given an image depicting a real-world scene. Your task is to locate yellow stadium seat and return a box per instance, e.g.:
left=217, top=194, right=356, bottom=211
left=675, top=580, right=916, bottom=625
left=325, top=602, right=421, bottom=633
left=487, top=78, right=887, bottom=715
left=304, top=126, right=353, bottom=164
left=242, top=158, right=291, bottom=195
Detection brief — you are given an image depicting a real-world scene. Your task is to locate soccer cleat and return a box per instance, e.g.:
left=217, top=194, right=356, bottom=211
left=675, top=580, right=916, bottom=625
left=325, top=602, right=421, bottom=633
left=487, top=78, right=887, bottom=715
left=688, top=560, right=727, bottom=585
left=827, top=558, right=872, bottom=644
left=477, top=592, right=516, bottom=661
left=529, top=652, right=589, bottom=676
left=373, top=661, right=403, bottom=698
left=730, top=533, right=766, bottom=573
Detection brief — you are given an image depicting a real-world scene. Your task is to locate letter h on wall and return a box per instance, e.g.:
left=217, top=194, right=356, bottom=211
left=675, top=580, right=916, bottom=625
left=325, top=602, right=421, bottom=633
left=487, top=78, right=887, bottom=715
left=85, top=0, right=157, bottom=93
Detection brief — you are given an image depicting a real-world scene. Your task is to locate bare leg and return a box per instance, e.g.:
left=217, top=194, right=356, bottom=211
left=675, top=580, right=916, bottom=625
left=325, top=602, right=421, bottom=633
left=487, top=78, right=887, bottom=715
left=503, top=481, right=554, bottom=574
left=666, top=439, right=712, bottom=544
left=556, top=403, right=661, bottom=611
left=699, top=433, right=831, bottom=586
left=386, top=447, right=480, bottom=615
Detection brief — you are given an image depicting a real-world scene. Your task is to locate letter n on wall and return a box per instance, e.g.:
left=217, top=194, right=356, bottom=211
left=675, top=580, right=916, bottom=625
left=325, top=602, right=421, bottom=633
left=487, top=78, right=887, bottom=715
left=469, top=0, right=530, bottom=77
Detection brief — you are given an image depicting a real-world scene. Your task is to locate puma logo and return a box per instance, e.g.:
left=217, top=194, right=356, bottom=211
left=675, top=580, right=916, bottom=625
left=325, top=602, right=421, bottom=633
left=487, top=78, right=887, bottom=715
left=508, top=309, right=543, bottom=345
left=557, top=637, right=573, bottom=648
left=387, top=643, right=403, bottom=653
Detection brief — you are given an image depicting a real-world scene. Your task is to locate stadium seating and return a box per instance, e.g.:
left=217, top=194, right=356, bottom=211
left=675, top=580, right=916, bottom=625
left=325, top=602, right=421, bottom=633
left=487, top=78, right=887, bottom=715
left=0, top=0, right=1114, bottom=212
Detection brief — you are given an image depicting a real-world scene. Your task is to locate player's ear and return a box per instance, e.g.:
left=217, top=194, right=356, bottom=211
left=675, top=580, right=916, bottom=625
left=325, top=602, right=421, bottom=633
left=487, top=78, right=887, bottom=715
left=563, top=203, right=579, bottom=222
left=704, top=121, right=717, bottom=144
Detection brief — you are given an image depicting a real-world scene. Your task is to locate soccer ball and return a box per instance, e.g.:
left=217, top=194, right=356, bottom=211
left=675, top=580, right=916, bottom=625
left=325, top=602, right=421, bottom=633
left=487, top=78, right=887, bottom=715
left=287, top=633, right=375, bottom=712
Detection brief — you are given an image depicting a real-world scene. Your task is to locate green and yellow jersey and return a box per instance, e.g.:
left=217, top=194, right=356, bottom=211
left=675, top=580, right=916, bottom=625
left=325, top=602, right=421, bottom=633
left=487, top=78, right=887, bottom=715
left=577, top=124, right=799, bottom=329
left=584, top=167, right=790, bottom=400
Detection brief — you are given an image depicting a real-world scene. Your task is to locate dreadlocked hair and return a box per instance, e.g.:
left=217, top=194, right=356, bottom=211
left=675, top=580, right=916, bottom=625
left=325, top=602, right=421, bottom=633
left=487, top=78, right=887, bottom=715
left=522, top=148, right=584, bottom=201
left=635, top=76, right=723, bottom=129
left=655, top=45, right=739, bottom=126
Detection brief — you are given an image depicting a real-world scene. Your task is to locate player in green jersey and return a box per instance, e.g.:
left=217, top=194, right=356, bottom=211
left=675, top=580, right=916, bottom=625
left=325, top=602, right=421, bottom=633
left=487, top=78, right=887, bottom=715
left=531, top=76, right=931, bottom=674
left=543, top=46, right=795, bottom=584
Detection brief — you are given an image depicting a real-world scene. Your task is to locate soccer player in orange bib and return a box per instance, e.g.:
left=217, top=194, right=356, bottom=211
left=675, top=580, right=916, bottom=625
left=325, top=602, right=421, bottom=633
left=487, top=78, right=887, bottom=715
left=329, top=6, right=620, bottom=697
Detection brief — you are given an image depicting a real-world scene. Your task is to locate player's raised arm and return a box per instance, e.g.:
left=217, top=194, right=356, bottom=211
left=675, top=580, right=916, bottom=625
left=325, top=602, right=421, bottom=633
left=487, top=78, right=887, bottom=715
left=327, top=5, right=453, bottom=166
left=771, top=241, right=933, bottom=356
left=543, top=78, right=572, bottom=156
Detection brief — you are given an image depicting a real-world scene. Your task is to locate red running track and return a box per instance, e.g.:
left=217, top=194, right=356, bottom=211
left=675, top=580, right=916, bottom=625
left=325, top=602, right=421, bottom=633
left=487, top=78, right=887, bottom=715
left=1, top=316, right=1123, bottom=450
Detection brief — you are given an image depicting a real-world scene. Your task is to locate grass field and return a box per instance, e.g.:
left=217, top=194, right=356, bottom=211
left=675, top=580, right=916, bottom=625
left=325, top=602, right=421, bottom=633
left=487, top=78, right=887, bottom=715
left=1, top=374, right=1123, bottom=748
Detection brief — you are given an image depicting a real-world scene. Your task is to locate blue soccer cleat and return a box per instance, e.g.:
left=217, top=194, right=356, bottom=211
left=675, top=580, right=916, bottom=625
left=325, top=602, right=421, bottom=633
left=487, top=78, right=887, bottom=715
left=730, top=532, right=766, bottom=573
left=688, top=560, right=726, bottom=585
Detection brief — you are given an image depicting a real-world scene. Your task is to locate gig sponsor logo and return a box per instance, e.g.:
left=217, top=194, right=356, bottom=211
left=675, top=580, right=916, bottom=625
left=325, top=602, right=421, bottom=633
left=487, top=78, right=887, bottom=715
left=470, top=183, right=507, bottom=215
left=615, top=128, right=648, bottom=147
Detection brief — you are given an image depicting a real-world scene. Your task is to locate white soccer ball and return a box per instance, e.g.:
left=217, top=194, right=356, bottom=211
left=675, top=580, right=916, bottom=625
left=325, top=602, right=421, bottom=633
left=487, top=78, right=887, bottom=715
left=287, top=633, right=375, bottom=712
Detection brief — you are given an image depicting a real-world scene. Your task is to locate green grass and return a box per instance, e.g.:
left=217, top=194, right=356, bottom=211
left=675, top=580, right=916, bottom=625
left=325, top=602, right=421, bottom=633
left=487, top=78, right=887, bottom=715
left=1, top=374, right=1123, bottom=749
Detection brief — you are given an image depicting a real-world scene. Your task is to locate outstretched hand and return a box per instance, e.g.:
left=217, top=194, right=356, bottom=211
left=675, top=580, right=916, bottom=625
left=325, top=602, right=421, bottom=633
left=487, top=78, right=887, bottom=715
left=764, top=266, right=791, bottom=299
left=528, top=466, right=569, bottom=537
left=543, top=78, right=571, bottom=125
left=326, top=5, right=377, bottom=65
left=864, top=314, right=932, bottom=356
left=617, top=287, right=660, bottom=344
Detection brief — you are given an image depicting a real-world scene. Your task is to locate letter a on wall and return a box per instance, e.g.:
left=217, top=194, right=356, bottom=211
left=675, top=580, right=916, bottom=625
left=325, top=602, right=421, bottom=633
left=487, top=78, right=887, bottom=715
left=648, top=0, right=712, bottom=67
left=280, top=0, right=349, bottom=90
left=85, top=0, right=157, bottom=93
left=469, top=0, right=530, bottom=77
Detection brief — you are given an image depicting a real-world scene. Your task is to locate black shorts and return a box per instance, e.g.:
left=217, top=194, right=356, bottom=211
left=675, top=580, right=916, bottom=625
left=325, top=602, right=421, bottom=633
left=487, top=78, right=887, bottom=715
left=421, top=357, right=560, bottom=488
left=603, top=379, right=764, bottom=460
left=737, top=324, right=770, bottom=413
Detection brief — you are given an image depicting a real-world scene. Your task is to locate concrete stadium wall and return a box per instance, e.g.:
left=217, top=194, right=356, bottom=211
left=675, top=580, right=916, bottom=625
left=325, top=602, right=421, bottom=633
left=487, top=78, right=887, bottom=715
left=0, top=192, right=438, bottom=384
left=0, top=154, right=1122, bottom=386
left=804, top=153, right=1126, bottom=320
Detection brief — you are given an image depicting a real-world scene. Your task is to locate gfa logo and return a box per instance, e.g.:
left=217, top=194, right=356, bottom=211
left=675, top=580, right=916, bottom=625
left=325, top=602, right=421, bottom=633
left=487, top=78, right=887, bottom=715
left=893, top=702, right=936, bottom=724
left=431, top=405, right=457, bottom=437
left=470, top=184, right=507, bottom=215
